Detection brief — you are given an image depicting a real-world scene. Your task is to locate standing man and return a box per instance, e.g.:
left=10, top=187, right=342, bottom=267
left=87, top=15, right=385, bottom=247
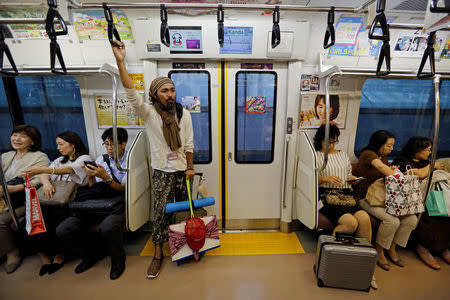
left=111, top=41, right=194, bottom=279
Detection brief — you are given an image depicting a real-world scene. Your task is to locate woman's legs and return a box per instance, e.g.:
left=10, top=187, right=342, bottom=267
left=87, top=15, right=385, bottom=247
left=333, top=213, right=358, bottom=235
left=353, top=210, right=372, bottom=242
left=415, top=244, right=440, bottom=270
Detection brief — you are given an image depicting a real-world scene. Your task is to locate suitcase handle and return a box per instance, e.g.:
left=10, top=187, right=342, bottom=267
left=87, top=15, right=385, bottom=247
left=335, top=232, right=359, bottom=245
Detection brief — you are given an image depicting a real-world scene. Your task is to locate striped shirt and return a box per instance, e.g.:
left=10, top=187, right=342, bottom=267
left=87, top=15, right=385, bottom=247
left=316, top=151, right=352, bottom=189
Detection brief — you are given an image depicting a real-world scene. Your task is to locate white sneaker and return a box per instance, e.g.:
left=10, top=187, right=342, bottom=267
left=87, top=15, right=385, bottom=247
left=371, top=275, right=378, bottom=290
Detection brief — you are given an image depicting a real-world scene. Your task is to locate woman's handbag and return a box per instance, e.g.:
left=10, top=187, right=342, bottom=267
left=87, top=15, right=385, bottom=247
left=385, top=166, right=425, bottom=216
left=365, top=178, right=386, bottom=207
left=37, top=175, right=77, bottom=206
left=426, top=183, right=450, bottom=217
left=24, top=173, right=46, bottom=235
left=324, top=190, right=356, bottom=207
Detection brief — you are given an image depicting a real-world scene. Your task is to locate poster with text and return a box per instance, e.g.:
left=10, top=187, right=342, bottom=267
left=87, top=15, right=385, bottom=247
left=299, top=94, right=348, bottom=129
left=220, top=27, right=253, bottom=55
left=392, top=30, right=447, bottom=58
left=246, top=96, right=266, bottom=113
left=95, top=94, right=144, bottom=128
left=73, top=10, right=133, bottom=41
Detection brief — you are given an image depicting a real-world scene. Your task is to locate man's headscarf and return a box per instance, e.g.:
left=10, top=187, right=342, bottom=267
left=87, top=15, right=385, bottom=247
left=149, top=76, right=182, bottom=151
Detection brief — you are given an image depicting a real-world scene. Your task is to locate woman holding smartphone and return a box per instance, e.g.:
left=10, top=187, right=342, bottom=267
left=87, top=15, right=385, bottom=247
left=22, top=131, right=91, bottom=275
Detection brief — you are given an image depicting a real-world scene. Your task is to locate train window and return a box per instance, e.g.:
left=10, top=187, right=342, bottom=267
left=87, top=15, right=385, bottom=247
left=168, top=70, right=212, bottom=164
left=355, top=79, right=450, bottom=159
left=15, top=77, right=88, bottom=160
left=0, top=79, right=13, bottom=153
left=235, top=71, right=277, bottom=163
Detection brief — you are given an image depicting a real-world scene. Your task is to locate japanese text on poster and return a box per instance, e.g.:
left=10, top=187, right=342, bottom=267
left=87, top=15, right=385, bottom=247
left=129, top=73, right=145, bottom=91
left=95, top=95, right=144, bottom=128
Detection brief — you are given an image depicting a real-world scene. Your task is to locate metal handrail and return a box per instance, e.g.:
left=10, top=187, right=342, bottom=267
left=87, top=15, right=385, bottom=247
left=0, top=64, right=129, bottom=171
left=316, top=71, right=341, bottom=172
left=423, top=75, right=441, bottom=204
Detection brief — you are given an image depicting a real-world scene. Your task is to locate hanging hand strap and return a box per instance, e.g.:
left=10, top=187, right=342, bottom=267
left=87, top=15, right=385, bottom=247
left=186, top=178, right=194, bottom=218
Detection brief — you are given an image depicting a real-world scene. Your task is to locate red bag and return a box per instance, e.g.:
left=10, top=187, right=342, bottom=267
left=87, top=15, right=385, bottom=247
left=25, top=173, right=46, bottom=235
left=184, top=178, right=206, bottom=260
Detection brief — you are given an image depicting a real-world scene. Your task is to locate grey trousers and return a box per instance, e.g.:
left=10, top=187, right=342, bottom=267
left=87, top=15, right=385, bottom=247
left=0, top=205, right=25, bottom=256
left=359, top=199, right=417, bottom=249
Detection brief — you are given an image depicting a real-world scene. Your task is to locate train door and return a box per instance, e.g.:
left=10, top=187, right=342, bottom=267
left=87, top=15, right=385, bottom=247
left=158, top=61, right=287, bottom=229
left=225, top=62, right=287, bottom=229
left=158, top=61, right=221, bottom=220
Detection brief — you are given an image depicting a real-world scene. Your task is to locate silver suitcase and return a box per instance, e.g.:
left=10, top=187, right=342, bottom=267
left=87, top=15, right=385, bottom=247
left=314, top=233, right=377, bottom=292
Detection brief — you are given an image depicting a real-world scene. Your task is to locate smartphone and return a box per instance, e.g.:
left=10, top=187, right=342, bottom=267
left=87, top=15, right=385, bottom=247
left=346, top=177, right=364, bottom=183
left=84, top=161, right=98, bottom=168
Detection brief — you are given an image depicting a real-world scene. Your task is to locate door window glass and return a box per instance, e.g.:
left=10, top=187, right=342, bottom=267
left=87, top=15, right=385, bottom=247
left=16, top=77, right=88, bottom=160
left=169, top=71, right=211, bottom=164
left=235, top=71, right=277, bottom=163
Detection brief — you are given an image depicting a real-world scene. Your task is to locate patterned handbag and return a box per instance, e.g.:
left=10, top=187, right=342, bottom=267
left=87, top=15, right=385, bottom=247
left=385, top=166, right=425, bottom=216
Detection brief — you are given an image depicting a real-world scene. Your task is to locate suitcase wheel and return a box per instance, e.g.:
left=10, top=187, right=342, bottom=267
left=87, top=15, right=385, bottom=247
left=317, top=278, right=324, bottom=287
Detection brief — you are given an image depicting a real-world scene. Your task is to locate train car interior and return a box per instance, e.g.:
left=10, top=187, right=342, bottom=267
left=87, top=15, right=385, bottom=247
left=0, top=0, right=449, bottom=299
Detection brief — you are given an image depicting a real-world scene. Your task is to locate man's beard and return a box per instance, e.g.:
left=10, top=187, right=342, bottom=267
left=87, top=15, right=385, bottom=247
left=163, top=100, right=175, bottom=111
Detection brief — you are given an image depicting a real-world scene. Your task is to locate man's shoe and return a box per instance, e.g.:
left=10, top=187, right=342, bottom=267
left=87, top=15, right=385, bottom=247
left=146, top=256, right=163, bottom=279
left=110, top=254, right=126, bottom=280
left=74, top=258, right=97, bottom=274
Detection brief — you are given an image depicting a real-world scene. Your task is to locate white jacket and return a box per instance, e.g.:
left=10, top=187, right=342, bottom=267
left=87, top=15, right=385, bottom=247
left=125, top=88, right=194, bottom=171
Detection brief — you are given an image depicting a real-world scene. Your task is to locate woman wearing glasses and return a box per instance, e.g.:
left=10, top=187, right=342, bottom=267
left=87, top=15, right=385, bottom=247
left=314, top=125, right=372, bottom=241
left=393, top=137, right=449, bottom=270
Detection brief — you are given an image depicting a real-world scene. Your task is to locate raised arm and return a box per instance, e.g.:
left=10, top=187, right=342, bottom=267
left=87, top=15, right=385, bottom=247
left=111, top=41, right=133, bottom=89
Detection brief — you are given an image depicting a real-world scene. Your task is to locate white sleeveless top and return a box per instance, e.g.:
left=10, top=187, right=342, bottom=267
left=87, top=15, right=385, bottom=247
left=316, top=151, right=352, bottom=189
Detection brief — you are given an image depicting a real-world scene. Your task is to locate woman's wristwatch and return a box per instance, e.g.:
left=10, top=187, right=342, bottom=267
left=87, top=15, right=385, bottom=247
left=186, top=167, right=194, bottom=171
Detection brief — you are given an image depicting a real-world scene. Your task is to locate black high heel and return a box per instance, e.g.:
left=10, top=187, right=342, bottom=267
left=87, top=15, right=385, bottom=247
left=48, top=262, right=64, bottom=274
left=39, top=264, right=52, bottom=276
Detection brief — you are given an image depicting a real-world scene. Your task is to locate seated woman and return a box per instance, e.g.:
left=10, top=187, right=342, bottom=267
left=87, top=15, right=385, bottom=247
left=354, top=130, right=417, bottom=271
left=314, top=125, right=372, bottom=240
left=393, top=137, right=449, bottom=270
left=0, top=125, right=49, bottom=274
left=22, top=131, right=91, bottom=275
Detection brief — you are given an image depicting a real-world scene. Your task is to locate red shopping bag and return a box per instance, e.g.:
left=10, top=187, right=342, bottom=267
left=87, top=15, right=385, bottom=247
left=25, top=172, right=46, bottom=235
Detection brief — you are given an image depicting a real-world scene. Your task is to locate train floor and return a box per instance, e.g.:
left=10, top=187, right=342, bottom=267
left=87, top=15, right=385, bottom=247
left=0, top=230, right=449, bottom=300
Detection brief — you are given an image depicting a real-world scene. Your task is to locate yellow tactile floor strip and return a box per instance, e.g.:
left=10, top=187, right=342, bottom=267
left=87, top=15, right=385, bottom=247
left=140, top=232, right=305, bottom=256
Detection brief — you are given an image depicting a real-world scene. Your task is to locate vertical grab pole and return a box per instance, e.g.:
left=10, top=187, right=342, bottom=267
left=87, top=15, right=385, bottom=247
left=103, top=69, right=128, bottom=171
left=423, top=75, right=440, bottom=203
left=317, top=74, right=334, bottom=172
left=0, top=155, right=18, bottom=228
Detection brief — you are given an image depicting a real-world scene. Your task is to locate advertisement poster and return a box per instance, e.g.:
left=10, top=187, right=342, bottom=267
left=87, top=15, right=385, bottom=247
left=392, top=30, right=447, bottom=58
left=328, top=16, right=393, bottom=57
left=246, top=96, right=266, bottom=113
left=181, top=96, right=201, bottom=113
left=220, top=27, right=253, bottom=55
left=299, top=94, right=348, bottom=129
left=129, top=73, right=145, bottom=91
left=73, top=10, right=133, bottom=41
left=0, top=7, right=67, bottom=39
left=441, top=39, right=450, bottom=59
left=301, top=75, right=319, bottom=91
left=95, top=94, right=144, bottom=128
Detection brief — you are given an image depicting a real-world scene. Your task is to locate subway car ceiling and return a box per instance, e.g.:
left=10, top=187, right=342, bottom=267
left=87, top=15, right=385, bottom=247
left=0, top=0, right=449, bottom=230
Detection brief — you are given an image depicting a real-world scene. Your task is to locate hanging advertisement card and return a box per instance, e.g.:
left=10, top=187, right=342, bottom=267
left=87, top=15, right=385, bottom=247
left=299, top=94, right=348, bottom=129
left=95, top=94, right=144, bottom=128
